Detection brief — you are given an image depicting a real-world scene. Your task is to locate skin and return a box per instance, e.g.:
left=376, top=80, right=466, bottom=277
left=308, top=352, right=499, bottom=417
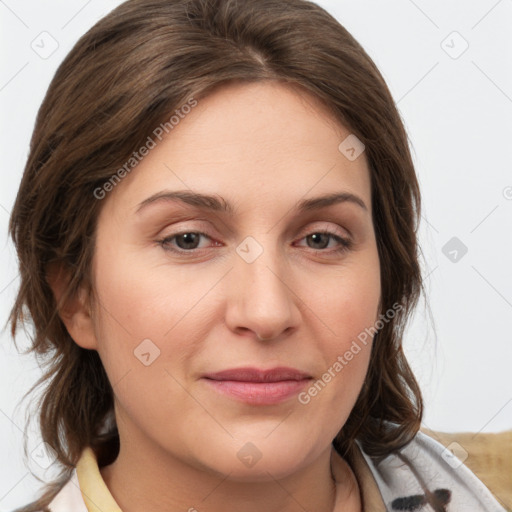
left=53, top=80, right=381, bottom=512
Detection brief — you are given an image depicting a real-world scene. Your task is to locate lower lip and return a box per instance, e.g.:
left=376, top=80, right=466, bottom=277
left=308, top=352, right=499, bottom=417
left=202, top=378, right=311, bottom=405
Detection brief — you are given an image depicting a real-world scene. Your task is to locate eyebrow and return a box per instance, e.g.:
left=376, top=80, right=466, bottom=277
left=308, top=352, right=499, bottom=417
left=135, top=189, right=368, bottom=215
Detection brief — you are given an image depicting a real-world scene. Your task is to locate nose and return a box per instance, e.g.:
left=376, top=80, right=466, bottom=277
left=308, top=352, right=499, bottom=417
left=224, top=238, right=301, bottom=341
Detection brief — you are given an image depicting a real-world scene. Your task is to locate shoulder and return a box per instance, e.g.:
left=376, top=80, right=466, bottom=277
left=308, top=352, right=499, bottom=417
left=47, top=469, right=88, bottom=512
left=356, top=429, right=506, bottom=512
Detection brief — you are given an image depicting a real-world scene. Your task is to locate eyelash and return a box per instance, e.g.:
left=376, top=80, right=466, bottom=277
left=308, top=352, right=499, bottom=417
left=157, top=229, right=353, bottom=256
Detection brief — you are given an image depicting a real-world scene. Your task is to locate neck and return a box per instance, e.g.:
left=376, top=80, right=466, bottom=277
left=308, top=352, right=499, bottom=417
left=100, top=437, right=360, bottom=512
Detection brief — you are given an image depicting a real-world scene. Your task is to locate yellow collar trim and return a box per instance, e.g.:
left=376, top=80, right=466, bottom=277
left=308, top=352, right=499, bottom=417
left=76, top=447, right=122, bottom=512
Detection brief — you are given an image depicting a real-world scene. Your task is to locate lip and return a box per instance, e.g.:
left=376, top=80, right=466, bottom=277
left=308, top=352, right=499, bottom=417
left=202, top=366, right=312, bottom=382
left=201, top=366, right=313, bottom=405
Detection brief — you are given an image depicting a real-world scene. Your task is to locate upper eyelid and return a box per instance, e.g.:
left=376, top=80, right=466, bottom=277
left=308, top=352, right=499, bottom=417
left=161, top=221, right=350, bottom=240
left=159, top=231, right=350, bottom=256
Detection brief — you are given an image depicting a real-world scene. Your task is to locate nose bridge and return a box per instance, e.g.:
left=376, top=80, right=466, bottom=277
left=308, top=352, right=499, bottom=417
left=227, top=234, right=299, bottom=339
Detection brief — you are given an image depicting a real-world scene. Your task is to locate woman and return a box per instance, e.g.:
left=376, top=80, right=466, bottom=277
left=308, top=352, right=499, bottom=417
left=8, top=0, right=505, bottom=511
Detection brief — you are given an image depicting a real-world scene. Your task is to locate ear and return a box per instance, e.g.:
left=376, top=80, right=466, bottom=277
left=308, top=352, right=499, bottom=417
left=46, top=262, right=98, bottom=350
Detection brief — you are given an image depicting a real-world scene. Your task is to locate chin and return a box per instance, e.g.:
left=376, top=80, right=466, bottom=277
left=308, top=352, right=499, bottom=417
left=212, top=458, right=306, bottom=483
left=190, top=436, right=316, bottom=482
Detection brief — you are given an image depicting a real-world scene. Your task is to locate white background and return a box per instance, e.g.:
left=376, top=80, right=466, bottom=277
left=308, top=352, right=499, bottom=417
left=1, top=0, right=511, bottom=509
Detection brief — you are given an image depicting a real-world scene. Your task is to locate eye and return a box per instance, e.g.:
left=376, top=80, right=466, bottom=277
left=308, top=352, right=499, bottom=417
left=157, top=229, right=353, bottom=255
left=295, top=230, right=353, bottom=254
left=158, top=231, right=214, bottom=252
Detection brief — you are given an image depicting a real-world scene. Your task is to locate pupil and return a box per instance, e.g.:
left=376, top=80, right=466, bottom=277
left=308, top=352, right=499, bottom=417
left=309, top=233, right=328, bottom=249
left=178, top=233, right=199, bottom=249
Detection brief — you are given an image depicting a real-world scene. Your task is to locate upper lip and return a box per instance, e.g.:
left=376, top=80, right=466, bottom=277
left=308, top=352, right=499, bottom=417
left=202, top=366, right=312, bottom=382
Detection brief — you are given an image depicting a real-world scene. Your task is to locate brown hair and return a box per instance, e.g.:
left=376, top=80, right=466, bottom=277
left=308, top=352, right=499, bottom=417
left=8, top=0, right=427, bottom=510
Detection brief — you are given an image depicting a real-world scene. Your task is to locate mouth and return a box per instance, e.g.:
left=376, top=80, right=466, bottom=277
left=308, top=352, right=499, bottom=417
left=201, top=366, right=313, bottom=405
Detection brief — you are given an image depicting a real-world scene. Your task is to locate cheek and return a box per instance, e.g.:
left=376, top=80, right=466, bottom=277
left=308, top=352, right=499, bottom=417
left=302, top=251, right=380, bottom=409
left=90, top=246, right=222, bottom=391
left=320, top=250, right=381, bottom=344
left=92, top=245, right=207, bottom=338
left=89, top=256, right=198, bottom=428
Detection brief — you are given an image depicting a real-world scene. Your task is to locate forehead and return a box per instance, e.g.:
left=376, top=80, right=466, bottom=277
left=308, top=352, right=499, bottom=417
left=101, top=80, right=371, bottom=217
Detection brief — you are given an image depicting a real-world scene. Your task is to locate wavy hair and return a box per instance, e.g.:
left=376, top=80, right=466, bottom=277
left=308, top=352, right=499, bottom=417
left=8, top=0, right=427, bottom=510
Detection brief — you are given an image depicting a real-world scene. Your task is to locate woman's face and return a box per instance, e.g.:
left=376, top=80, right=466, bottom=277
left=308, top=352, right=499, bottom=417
left=82, top=81, right=381, bottom=479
